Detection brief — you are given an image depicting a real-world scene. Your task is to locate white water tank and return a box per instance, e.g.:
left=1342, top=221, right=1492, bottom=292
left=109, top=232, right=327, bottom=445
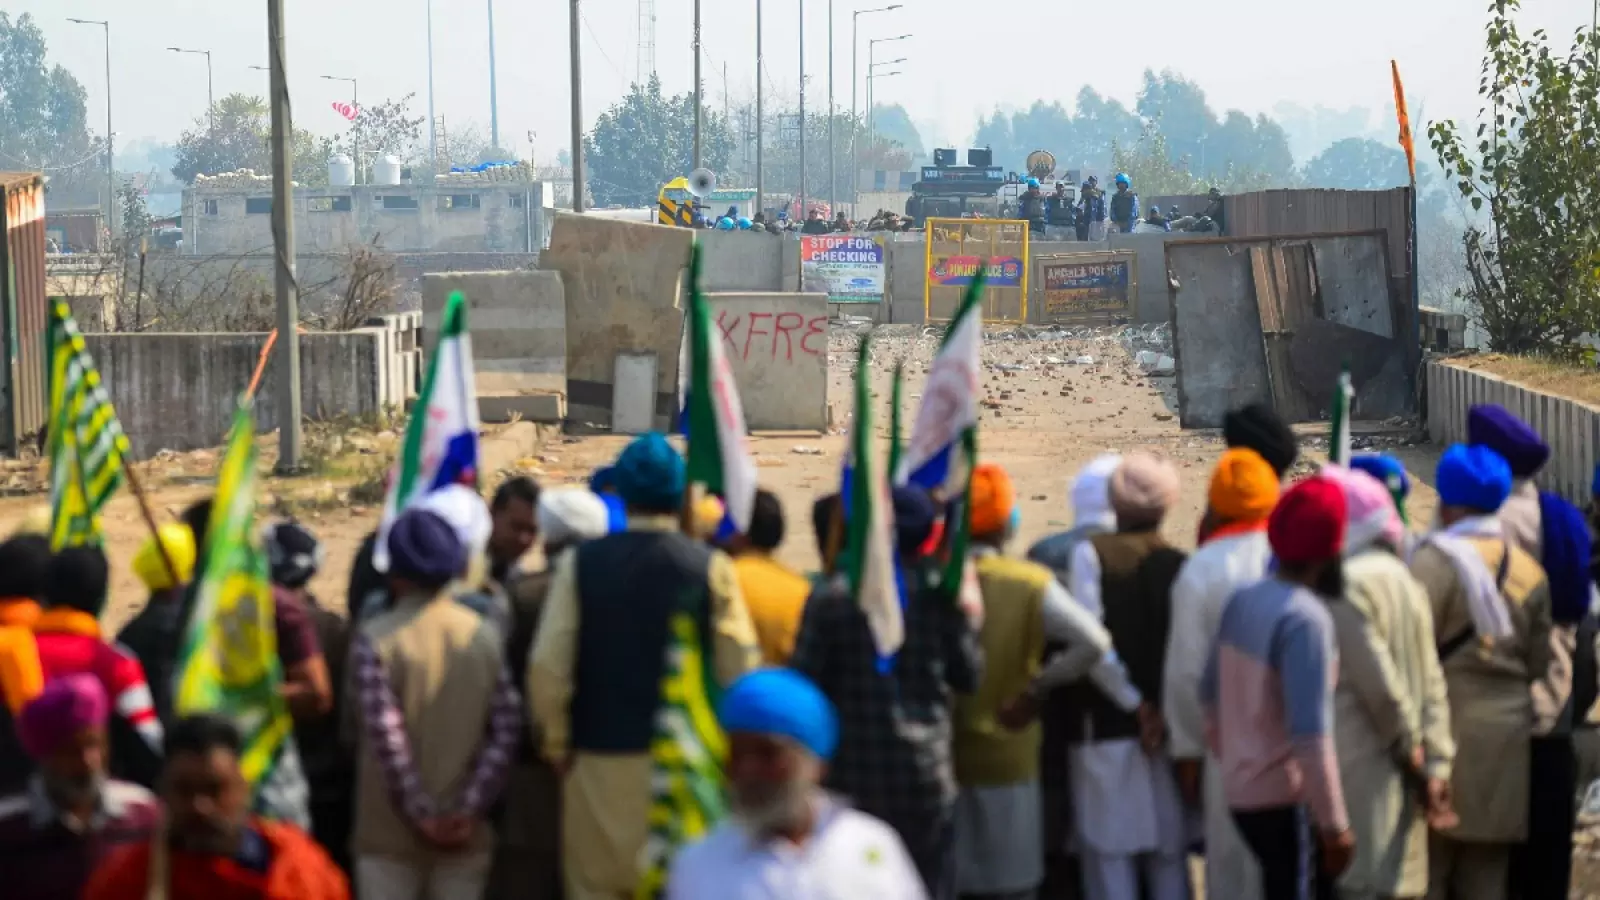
left=374, top=155, right=402, bottom=186
left=328, top=155, right=355, bottom=187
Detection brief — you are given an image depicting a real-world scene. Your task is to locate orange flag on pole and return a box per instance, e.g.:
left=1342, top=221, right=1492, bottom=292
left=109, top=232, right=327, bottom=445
left=1391, top=60, right=1417, bottom=183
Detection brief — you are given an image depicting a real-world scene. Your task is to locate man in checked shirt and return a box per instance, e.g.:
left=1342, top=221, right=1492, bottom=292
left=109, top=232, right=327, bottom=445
left=344, top=507, right=524, bottom=900
left=790, top=484, right=983, bottom=900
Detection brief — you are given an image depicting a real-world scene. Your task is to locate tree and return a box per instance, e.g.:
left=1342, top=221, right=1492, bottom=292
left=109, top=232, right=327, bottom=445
left=583, top=76, right=734, bottom=207
left=1304, top=137, right=1410, bottom=189
left=1136, top=70, right=1217, bottom=168
left=1111, top=124, right=1205, bottom=197
left=331, top=93, right=425, bottom=168
left=0, top=13, right=103, bottom=204
left=870, top=103, right=924, bottom=159
left=1429, top=0, right=1600, bottom=355
left=171, top=93, right=329, bottom=185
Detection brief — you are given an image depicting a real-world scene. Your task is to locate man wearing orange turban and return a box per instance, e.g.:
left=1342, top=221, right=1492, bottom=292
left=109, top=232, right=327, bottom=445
left=1163, top=448, right=1281, bottom=900
left=953, top=463, right=1143, bottom=900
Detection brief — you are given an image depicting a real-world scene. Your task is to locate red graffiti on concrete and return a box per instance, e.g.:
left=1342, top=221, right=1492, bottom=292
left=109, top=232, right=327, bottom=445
left=714, top=310, right=827, bottom=361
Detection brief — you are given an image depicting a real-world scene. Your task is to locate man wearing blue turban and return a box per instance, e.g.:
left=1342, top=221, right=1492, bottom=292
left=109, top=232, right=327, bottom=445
left=1466, top=405, right=1596, bottom=899
left=1410, top=444, right=1554, bottom=900
left=666, top=669, right=927, bottom=898
left=526, top=432, right=760, bottom=900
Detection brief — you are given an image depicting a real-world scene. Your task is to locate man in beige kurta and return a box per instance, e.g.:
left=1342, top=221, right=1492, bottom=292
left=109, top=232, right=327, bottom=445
left=526, top=434, right=759, bottom=900
left=1322, top=465, right=1455, bottom=900
left=1409, top=444, right=1553, bottom=900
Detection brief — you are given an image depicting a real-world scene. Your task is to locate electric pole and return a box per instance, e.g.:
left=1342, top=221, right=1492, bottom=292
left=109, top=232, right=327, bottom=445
left=267, top=0, right=302, bottom=471
left=570, top=0, right=586, bottom=211
left=755, top=0, right=763, bottom=211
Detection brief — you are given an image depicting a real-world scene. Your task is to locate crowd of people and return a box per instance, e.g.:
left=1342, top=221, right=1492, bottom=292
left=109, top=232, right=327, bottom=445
left=0, top=396, right=1593, bottom=900
left=699, top=205, right=919, bottom=235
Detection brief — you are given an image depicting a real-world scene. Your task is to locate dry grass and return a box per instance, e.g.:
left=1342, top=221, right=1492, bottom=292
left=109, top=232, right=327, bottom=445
left=1445, top=353, right=1600, bottom=409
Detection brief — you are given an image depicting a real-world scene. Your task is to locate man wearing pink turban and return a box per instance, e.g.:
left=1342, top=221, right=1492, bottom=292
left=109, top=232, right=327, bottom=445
left=1320, top=465, right=1457, bottom=900
left=0, top=674, right=161, bottom=899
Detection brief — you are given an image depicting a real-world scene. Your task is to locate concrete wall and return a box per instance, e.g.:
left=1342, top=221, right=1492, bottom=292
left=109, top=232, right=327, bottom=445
left=698, top=231, right=801, bottom=293
left=705, top=293, right=830, bottom=430
left=543, top=214, right=694, bottom=430
left=422, top=270, right=567, bottom=422
left=184, top=183, right=552, bottom=256
left=86, top=327, right=415, bottom=459
left=1427, top=361, right=1598, bottom=503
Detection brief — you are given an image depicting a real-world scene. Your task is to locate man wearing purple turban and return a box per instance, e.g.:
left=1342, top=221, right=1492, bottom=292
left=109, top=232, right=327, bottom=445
left=0, top=674, right=161, bottom=899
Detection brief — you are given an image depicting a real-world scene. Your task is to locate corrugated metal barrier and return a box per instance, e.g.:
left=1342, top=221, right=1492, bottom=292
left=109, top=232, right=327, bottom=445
left=1427, top=360, right=1599, bottom=504
left=1, top=172, right=48, bottom=456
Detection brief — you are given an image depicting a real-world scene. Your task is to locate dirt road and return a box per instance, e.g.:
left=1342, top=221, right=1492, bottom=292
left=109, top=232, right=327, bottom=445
left=0, top=323, right=1443, bottom=634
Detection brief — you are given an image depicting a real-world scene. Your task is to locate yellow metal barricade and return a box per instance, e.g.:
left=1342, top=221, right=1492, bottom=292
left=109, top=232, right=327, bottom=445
left=922, top=218, right=1030, bottom=323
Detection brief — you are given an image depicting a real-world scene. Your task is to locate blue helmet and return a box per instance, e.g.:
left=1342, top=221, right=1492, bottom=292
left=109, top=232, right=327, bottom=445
left=716, top=216, right=736, bottom=231
left=1114, top=172, right=1131, bottom=187
left=1025, top=176, right=1041, bottom=187
left=737, top=216, right=753, bottom=230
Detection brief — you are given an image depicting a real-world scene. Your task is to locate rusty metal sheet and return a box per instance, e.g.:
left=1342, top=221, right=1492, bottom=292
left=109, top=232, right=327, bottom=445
left=1, top=172, right=47, bottom=456
left=1167, top=240, right=1271, bottom=429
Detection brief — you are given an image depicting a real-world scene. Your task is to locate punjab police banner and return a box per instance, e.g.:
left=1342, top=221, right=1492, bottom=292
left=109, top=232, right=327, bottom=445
left=1036, top=250, right=1136, bottom=324
left=800, top=235, right=886, bottom=303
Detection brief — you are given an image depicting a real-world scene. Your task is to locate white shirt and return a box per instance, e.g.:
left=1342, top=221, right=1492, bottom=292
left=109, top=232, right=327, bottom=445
left=667, top=803, right=928, bottom=900
left=1161, top=530, right=1273, bottom=760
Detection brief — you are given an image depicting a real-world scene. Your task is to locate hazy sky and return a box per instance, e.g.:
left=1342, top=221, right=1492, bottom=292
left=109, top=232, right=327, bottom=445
left=17, top=0, right=1598, bottom=166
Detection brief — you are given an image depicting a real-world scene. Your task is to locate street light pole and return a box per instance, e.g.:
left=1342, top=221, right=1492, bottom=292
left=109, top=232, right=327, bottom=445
left=321, top=76, right=360, bottom=183
left=266, top=0, right=302, bottom=471
left=798, top=0, right=805, bottom=219
left=850, top=6, right=900, bottom=208
left=488, top=0, right=501, bottom=151
left=864, top=34, right=909, bottom=176
left=168, top=48, right=215, bottom=133
left=426, top=0, right=438, bottom=175
left=827, top=0, right=834, bottom=211
left=867, top=69, right=901, bottom=151
left=69, top=19, right=114, bottom=241
left=570, top=0, right=586, bottom=211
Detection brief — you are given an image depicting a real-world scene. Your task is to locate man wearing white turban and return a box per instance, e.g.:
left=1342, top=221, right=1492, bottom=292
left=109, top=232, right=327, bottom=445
left=1025, top=454, right=1123, bottom=900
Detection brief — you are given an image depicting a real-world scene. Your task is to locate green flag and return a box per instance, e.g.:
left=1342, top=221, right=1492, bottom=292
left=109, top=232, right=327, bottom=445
left=175, top=399, right=293, bottom=792
left=46, top=299, right=129, bottom=549
left=1330, top=365, right=1353, bottom=466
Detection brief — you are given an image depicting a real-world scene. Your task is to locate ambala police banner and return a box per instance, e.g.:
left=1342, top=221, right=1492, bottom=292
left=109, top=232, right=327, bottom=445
left=1037, top=251, right=1136, bottom=324
left=800, top=235, right=886, bottom=303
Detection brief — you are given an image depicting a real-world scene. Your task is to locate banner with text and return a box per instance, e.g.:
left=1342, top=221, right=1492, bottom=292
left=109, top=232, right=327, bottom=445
left=1037, top=251, right=1135, bottom=324
left=800, top=235, right=886, bottom=303
left=928, top=254, right=1025, bottom=288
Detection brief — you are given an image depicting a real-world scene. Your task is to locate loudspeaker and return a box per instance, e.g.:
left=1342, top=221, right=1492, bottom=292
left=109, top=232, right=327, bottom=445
left=967, top=147, right=993, bottom=167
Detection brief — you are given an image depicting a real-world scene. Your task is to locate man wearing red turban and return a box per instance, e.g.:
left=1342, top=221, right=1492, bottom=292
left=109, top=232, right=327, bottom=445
left=1202, top=476, right=1355, bottom=900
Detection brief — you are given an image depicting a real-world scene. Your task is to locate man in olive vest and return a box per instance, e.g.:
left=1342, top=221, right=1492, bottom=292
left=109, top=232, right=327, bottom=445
left=1065, top=453, right=1190, bottom=900
left=956, top=464, right=1142, bottom=900
left=527, top=433, right=761, bottom=900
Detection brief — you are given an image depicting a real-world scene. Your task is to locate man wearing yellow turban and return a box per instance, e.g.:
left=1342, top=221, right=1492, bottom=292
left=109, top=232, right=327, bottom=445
left=1163, top=448, right=1280, bottom=900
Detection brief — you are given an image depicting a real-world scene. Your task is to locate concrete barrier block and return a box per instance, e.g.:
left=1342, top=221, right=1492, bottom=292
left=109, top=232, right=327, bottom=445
left=478, top=392, right=567, bottom=423
left=544, top=214, right=694, bottom=430
left=704, top=292, right=829, bottom=431
left=423, top=269, right=567, bottom=398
